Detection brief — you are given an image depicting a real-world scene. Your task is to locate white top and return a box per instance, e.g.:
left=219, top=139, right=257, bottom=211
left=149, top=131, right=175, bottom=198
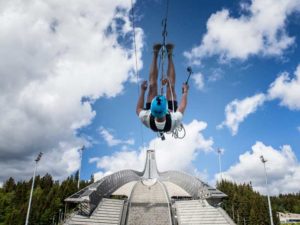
left=163, top=181, right=191, bottom=197
left=139, top=110, right=183, bottom=132
left=111, top=181, right=137, bottom=197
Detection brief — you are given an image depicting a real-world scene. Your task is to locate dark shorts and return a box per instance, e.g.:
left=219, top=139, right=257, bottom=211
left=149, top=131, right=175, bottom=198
left=145, top=100, right=178, bottom=111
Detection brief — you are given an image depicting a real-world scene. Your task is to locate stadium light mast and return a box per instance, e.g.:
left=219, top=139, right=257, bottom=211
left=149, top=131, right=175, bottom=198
left=260, top=155, right=274, bottom=225
left=217, top=148, right=223, bottom=180
left=25, top=152, right=43, bottom=225
left=78, top=145, right=85, bottom=190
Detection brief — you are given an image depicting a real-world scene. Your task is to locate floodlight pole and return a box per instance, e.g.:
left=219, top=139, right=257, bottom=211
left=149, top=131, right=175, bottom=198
left=260, top=155, right=274, bottom=225
left=217, top=148, right=223, bottom=179
left=77, top=145, right=85, bottom=190
left=25, top=152, right=43, bottom=225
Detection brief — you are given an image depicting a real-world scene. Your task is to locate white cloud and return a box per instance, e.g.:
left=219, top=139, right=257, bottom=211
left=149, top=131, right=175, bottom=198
left=193, top=168, right=209, bottom=183
left=218, top=93, right=266, bottom=135
left=92, top=150, right=146, bottom=175
left=89, top=157, right=99, bottom=164
left=0, top=0, right=143, bottom=182
left=99, top=127, right=135, bottom=147
left=0, top=182, right=3, bottom=188
left=184, top=0, right=300, bottom=64
left=297, top=126, right=300, bottom=132
left=219, top=142, right=300, bottom=195
left=218, top=64, right=300, bottom=136
left=192, top=72, right=205, bottom=90
left=91, top=120, right=214, bottom=175
left=208, top=68, right=223, bottom=82
left=268, top=65, right=300, bottom=110
left=93, top=171, right=112, bottom=182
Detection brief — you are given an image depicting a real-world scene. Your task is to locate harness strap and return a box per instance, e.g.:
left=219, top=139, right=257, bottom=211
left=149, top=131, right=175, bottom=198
left=149, top=113, right=172, bottom=132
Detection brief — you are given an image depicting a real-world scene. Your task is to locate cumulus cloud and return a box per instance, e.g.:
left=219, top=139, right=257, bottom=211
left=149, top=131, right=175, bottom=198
left=218, top=64, right=300, bottom=135
left=99, top=127, right=135, bottom=147
left=184, top=0, right=300, bottom=64
left=90, top=120, right=214, bottom=176
left=218, top=93, right=266, bottom=135
left=193, top=168, right=209, bottom=182
left=219, top=142, right=300, bottom=195
left=208, top=68, right=223, bottom=82
left=192, top=72, right=205, bottom=90
left=0, top=0, right=143, bottom=182
left=91, top=150, right=145, bottom=176
left=268, top=65, right=300, bottom=110
left=93, top=171, right=113, bottom=182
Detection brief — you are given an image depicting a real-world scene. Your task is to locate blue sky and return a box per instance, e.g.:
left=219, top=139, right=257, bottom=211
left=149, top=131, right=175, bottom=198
left=0, top=0, right=300, bottom=195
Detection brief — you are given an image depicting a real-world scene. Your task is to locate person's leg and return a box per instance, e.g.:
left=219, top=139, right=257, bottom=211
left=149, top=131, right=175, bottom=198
left=166, top=43, right=177, bottom=111
left=146, top=44, right=162, bottom=103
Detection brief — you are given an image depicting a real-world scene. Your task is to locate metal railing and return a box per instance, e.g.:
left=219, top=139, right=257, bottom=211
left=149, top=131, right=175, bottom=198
left=65, top=169, right=142, bottom=215
left=159, top=170, right=227, bottom=200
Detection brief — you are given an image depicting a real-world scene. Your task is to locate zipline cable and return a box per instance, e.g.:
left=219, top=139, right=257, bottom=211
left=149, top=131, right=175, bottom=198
left=131, top=0, right=185, bottom=141
left=131, top=0, right=146, bottom=147
left=159, top=0, right=170, bottom=96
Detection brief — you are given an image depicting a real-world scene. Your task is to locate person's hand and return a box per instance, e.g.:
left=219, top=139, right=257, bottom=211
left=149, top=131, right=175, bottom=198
left=182, top=83, right=189, bottom=94
left=141, top=80, right=148, bottom=91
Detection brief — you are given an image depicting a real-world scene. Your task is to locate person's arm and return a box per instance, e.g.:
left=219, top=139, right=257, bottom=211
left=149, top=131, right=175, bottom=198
left=136, top=80, right=148, bottom=116
left=177, top=83, right=189, bottom=114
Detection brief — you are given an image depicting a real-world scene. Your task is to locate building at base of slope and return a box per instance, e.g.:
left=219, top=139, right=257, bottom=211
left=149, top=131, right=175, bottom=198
left=278, top=212, right=300, bottom=224
left=64, top=149, right=236, bottom=225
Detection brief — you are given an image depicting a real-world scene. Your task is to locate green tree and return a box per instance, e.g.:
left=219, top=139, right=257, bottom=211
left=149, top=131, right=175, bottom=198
left=3, top=177, right=16, bottom=193
left=217, top=180, right=282, bottom=225
left=0, top=173, right=90, bottom=225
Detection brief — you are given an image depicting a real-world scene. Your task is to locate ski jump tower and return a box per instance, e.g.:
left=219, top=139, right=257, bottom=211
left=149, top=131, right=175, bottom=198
left=64, top=150, right=236, bottom=225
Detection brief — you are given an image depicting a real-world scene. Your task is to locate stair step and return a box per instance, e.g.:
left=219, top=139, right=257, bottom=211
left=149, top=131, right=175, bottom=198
left=175, top=200, right=234, bottom=225
left=65, top=198, right=124, bottom=225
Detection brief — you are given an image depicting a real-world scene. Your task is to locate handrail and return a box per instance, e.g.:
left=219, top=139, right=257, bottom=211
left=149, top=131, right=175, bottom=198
left=158, top=181, right=173, bottom=225
left=217, top=207, right=237, bottom=225
left=119, top=181, right=138, bottom=225
left=124, top=179, right=141, bottom=225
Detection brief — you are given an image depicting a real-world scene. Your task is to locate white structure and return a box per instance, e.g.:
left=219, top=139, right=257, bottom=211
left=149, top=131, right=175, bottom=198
left=278, top=212, right=300, bottom=224
left=25, top=152, right=43, bottom=225
left=260, top=155, right=274, bottom=225
left=64, top=150, right=235, bottom=225
left=77, top=145, right=85, bottom=190
left=217, top=148, right=223, bottom=180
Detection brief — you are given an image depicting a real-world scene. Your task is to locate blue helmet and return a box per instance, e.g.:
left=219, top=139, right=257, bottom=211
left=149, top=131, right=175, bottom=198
left=150, top=95, right=167, bottom=118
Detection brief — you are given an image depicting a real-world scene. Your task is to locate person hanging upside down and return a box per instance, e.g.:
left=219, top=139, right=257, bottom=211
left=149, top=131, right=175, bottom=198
left=136, top=43, right=189, bottom=133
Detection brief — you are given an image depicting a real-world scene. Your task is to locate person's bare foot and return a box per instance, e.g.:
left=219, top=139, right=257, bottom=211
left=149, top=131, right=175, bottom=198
left=153, top=43, right=162, bottom=54
left=166, top=43, right=174, bottom=55
left=161, top=78, right=168, bottom=86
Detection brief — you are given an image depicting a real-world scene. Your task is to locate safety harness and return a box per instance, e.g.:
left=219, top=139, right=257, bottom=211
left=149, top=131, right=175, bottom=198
left=149, top=113, right=172, bottom=132
left=131, top=0, right=188, bottom=141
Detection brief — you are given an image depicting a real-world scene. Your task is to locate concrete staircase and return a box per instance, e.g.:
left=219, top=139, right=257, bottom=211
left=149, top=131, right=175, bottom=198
left=175, top=200, right=235, bottom=225
left=65, top=198, right=124, bottom=225
left=126, top=181, right=172, bottom=225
